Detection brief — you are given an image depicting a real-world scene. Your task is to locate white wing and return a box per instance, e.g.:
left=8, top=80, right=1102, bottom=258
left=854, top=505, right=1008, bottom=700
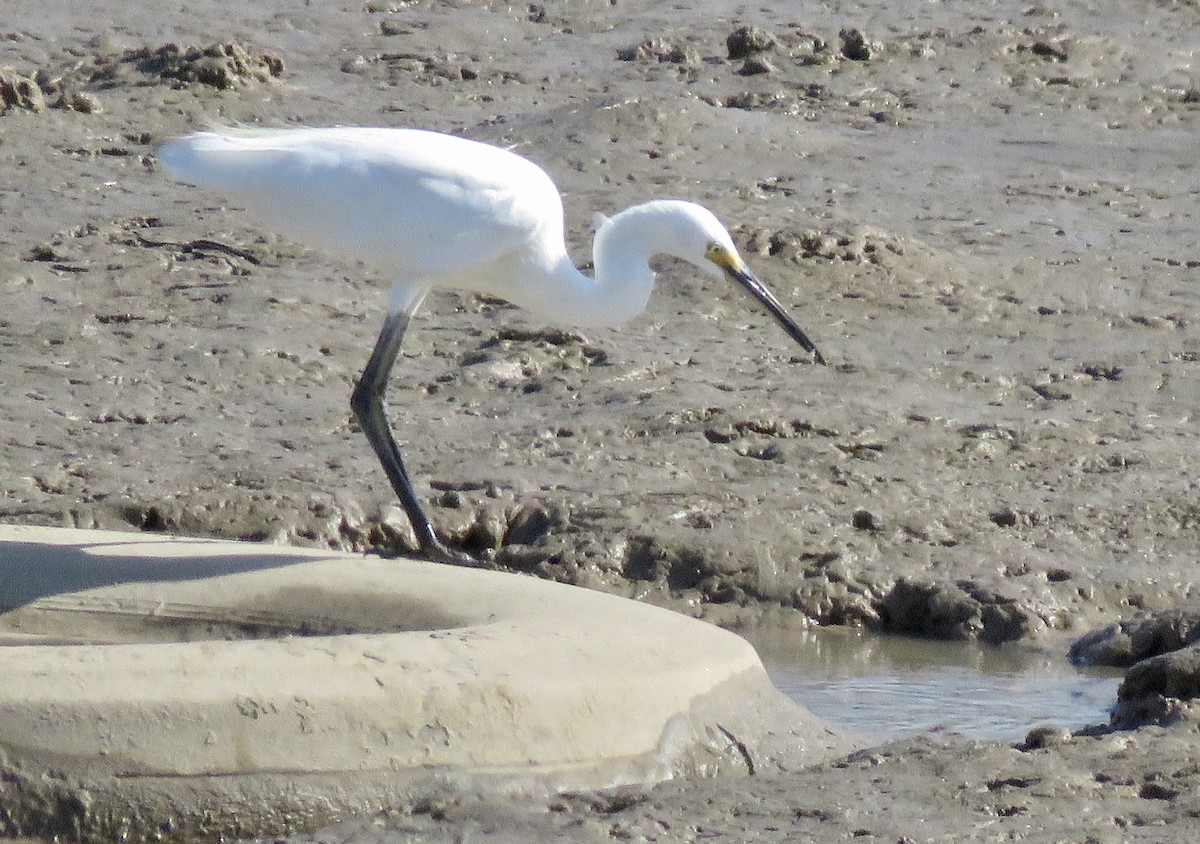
left=157, top=127, right=562, bottom=278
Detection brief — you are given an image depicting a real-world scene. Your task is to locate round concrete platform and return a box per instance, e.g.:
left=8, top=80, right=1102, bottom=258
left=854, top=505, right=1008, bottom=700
left=0, top=525, right=846, bottom=841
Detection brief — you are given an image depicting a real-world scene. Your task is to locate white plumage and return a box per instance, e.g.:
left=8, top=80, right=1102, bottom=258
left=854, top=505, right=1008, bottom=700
left=159, top=126, right=824, bottom=563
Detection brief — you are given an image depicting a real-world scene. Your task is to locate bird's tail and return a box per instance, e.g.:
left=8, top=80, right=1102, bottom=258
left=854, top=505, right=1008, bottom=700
left=156, top=130, right=289, bottom=192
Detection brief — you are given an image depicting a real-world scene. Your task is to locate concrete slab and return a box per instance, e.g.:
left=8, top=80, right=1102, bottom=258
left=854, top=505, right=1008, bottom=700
left=0, top=525, right=846, bottom=841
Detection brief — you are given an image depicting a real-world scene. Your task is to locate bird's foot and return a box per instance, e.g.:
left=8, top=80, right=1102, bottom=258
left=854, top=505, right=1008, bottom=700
left=420, top=538, right=488, bottom=568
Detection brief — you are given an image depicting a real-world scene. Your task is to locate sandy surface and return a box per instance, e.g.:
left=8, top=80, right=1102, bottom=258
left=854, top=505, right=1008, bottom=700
left=2, top=0, right=1200, bottom=840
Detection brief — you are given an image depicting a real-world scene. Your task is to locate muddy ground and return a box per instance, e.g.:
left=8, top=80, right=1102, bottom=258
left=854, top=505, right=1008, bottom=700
left=2, top=0, right=1200, bottom=841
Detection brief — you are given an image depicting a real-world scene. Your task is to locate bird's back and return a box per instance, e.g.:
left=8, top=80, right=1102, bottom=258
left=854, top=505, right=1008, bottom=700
left=157, top=127, right=564, bottom=279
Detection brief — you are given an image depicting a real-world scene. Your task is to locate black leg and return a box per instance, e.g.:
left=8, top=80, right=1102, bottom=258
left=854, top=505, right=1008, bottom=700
left=350, top=311, right=481, bottom=566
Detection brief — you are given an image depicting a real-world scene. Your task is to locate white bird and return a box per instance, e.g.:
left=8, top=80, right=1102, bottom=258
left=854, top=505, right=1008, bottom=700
left=157, top=127, right=825, bottom=565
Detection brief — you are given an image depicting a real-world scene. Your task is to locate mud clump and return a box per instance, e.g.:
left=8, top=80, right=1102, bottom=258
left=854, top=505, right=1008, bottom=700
left=1071, top=607, right=1200, bottom=729
left=838, top=28, right=872, bottom=61
left=3, top=41, right=283, bottom=118
left=0, top=764, right=91, bottom=840
left=1070, top=604, right=1200, bottom=667
left=1029, top=40, right=1069, bottom=62
left=726, top=26, right=778, bottom=60
left=714, top=87, right=825, bottom=115
left=616, top=38, right=699, bottom=65
left=1112, top=644, right=1200, bottom=729
left=726, top=26, right=784, bottom=76
left=341, top=52, right=512, bottom=86
left=744, top=224, right=908, bottom=266
left=1, top=68, right=101, bottom=114
left=89, top=43, right=283, bottom=90
left=878, top=577, right=1041, bottom=644
left=0, top=68, right=45, bottom=112
left=736, top=55, right=777, bottom=76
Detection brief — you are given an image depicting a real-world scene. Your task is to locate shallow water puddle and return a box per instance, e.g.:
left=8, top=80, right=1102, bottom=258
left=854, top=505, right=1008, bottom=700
left=746, top=627, right=1122, bottom=742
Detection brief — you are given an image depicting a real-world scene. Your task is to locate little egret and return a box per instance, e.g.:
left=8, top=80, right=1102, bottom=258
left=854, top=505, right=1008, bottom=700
left=157, top=127, right=825, bottom=564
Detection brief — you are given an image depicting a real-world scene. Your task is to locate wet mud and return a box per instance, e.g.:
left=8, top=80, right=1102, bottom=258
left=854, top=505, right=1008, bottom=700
left=2, top=0, right=1200, bottom=840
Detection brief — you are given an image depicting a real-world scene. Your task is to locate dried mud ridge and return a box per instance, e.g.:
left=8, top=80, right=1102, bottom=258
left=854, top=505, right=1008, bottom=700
left=112, top=468, right=1066, bottom=646
left=1, top=40, right=281, bottom=117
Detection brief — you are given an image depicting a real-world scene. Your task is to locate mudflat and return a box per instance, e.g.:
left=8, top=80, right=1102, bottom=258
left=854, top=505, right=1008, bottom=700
left=2, top=0, right=1199, bottom=840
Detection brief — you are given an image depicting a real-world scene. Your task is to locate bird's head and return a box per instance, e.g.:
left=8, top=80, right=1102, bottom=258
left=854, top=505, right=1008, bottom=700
left=658, top=200, right=827, bottom=365
left=676, top=203, right=738, bottom=275
left=596, top=200, right=825, bottom=363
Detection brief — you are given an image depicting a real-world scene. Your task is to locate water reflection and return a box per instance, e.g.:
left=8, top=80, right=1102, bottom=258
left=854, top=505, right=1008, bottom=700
left=745, top=626, right=1122, bottom=741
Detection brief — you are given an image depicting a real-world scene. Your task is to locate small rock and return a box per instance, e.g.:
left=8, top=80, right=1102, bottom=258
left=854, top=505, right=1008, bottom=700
left=737, top=56, right=777, bottom=76
left=493, top=543, right=552, bottom=573
left=851, top=509, right=881, bottom=531
left=28, top=243, right=60, bottom=262
left=839, top=28, right=871, bottom=61
left=459, top=508, right=507, bottom=551
left=0, top=69, right=45, bottom=112
left=1030, top=40, right=1068, bottom=61
left=504, top=502, right=564, bottom=545
left=617, top=39, right=698, bottom=64
left=54, top=90, right=102, bottom=113
left=989, top=507, right=1018, bottom=527
left=1019, top=724, right=1072, bottom=750
left=726, top=26, right=777, bottom=60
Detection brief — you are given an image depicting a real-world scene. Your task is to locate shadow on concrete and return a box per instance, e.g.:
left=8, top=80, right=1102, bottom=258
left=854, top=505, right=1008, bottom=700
left=0, top=534, right=330, bottom=609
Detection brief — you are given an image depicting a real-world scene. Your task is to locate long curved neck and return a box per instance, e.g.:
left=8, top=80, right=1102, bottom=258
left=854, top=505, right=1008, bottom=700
left=523, top=204, right=664, bottom=329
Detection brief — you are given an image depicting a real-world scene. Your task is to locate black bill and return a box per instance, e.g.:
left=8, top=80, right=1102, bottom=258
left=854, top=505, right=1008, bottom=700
left=726, top=264, right=826, bottom=365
